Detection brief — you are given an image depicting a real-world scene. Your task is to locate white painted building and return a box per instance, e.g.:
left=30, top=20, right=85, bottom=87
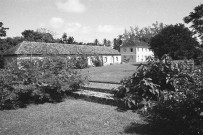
left=120, top=41, right=153, bottom=63
left=3, top=41, right=121, bottom=67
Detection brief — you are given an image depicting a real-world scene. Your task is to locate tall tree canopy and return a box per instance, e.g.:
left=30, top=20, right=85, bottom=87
left=184, top=4, right=203, bottom=44
left=0, top=22, right=9, bottom=38
left=21, top=29, right=54, bottom=43
left=113, top=35, right=122, bottom=52
left=150, top=23, right=199, bottom=60
left=67, top=36, right=75, bottom=44
left=122, top=21, right=164, bottom=46
left=103, top=38, right=111, bottom=47
left=94, top=39, right=99, bottom=46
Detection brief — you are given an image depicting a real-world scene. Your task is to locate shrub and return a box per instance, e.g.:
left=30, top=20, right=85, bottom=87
left=0, top=55, right=87, bottom=109
left=91, top=55, right=103, bottom=67
left=71, top=55, right=88, bottom=69
left=114, top=55, right=203, bottom=134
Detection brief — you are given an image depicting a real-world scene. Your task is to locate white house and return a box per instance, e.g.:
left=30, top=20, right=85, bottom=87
left=120, top=40, right=153, bottom=63
left=3, top=41, right=121, bottom=67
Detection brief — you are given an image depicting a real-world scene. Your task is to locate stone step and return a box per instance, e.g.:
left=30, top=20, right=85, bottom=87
left=71, top=89, right=124, bottom=106
left=81, top=82, right=121, bottom=94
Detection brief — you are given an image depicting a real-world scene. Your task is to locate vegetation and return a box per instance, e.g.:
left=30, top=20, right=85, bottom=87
left=114, top=55, right=203, bottom=135
left=184, top=3, right=203, bottom=44
left=113, top=35, right=122, bottom=52
left=0, top=56, right=86, bottom=110
left=0, top=22, right=9, bottom=38
left=21, top=29, right=55, bottom=43
left=150, top=23, right=199, bottom=59
left=91, top=55, right=103, bottom=67
left=103, top=38, right=111, bottom=47
left=122, top=21, right=164, bottom=45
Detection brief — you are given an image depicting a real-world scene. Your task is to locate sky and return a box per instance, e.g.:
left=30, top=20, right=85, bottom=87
left=0, top=0, right=202, bottom=43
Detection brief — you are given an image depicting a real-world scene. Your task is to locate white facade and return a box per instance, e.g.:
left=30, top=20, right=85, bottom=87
left=102, top=55, right=121, bottom=66
left=87, top=55, right=121, bottom=66
left=120, top=46, right=153, bottom=63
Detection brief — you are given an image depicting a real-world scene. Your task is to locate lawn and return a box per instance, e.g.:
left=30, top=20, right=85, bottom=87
left=80, top=63, right=138, bottom=83
left=0, top=99, right=144, bottom=135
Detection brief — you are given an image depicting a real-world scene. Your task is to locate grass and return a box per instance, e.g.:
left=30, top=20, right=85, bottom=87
left=0, top=98, right=144, bottom=135
left=80, top=63, right=138, bottom=83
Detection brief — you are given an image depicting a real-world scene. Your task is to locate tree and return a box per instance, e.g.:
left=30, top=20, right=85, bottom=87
left=94, top=39, right=99, bottom=46
left=122, top=21, right=164, bottom=46
left=150, top=23, right=199, bottom=60
left=62, top=33, right=67, bottom=43
left=106, top=40, right=111, bottom=47
left=103, top=38, right=111, bottom=47
left=103, top=38, right=107, bottom=46
left=21, top=30, right=36, bottom=41
left=113, top=35, right=122, bottom=52
left=21, top=29, right=54, bottom=43
left=0, top=22, right=9, bottom=38
left=67, top=36, right=75, bottom=44
left=184, top=4, right=203, bottom=44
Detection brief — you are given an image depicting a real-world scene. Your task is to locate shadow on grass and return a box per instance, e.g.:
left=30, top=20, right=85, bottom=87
left=124, top=122, right=174, bottom=135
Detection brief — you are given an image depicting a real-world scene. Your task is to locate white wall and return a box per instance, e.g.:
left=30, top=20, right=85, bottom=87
left=102, top=55, right=121, bottom=66
left=121, top=46, right=153, bottom=63
left=87, top=55, right=121, bottom=66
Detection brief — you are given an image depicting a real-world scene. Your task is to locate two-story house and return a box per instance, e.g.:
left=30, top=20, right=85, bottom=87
left=120, top=40, right=153, bottom=63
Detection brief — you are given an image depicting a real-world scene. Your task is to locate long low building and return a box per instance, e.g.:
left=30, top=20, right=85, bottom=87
left=3, top=41, right=121, bottom=67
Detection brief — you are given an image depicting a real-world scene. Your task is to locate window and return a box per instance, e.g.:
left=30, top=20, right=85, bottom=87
left=130, top=48, right=133, bottom=52
left=104, top=57, right=107, bottom=62
left=116, top=57, right=118, bottom=61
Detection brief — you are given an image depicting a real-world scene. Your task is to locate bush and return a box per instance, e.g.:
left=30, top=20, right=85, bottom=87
left=114, top=55, right=203, bottom=134
left=91, top=55, right=103, bottom=67
left=71, top=55, right=88, bottom=69
left=0, top=56, right=87, bottom=110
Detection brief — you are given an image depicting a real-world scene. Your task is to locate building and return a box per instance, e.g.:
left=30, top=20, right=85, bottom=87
left=120, top=40, right=153, bottom=63
left=3, top=41, right=121, bottom=67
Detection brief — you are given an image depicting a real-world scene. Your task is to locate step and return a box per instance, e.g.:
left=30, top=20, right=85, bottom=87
left=81, top=82, right=121, bottom=94
left=71, top=90, right=124, bottom=106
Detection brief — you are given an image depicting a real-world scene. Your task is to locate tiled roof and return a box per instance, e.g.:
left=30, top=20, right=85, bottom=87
left=4, top=41, right=120, bottom=55
left=121, top=40, right=149, bottom=48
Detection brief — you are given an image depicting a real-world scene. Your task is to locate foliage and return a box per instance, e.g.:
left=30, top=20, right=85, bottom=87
left=114, top=55, right=203, bottom=135
left=103, top=38, right=111, bottom=47
left=150, top=23, right=199, bottom=59
left=71, top=55, right=89, bottom=69
left=184, top=3, right=203, bottom=44
left=0, top=36, right=23, bottom=54
left=144, top=65, right=203, bottom=135
left=94, top=39, right=100, bottom=46
left=116, top=55, right=193, bottom=103
left=0, top=22, right=9, bottom=38
left=91, top=55, right=103, bottom=67
left=122, top=21, right=164, bottom=45
left=21, top=29, right=54, bottom=43
left=0, top=56, right=86, bottom=110
left=113, top=35, right=122, bottom=52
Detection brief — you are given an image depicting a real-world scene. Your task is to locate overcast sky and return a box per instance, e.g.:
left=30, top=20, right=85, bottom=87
left=0, top=0, right=202, bottom=43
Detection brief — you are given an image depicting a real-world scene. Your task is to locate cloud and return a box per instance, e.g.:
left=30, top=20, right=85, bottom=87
left=56, top=0, right=86, bottom=13
left=65, top=22, right=82, bottom=33
left=81, top=26, right=92, bottom=34
left=50, top=17, right=64, bottom=29
left=97, top=25, right=115, bottom=33
left=97, top=25, right=124, bottom=34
